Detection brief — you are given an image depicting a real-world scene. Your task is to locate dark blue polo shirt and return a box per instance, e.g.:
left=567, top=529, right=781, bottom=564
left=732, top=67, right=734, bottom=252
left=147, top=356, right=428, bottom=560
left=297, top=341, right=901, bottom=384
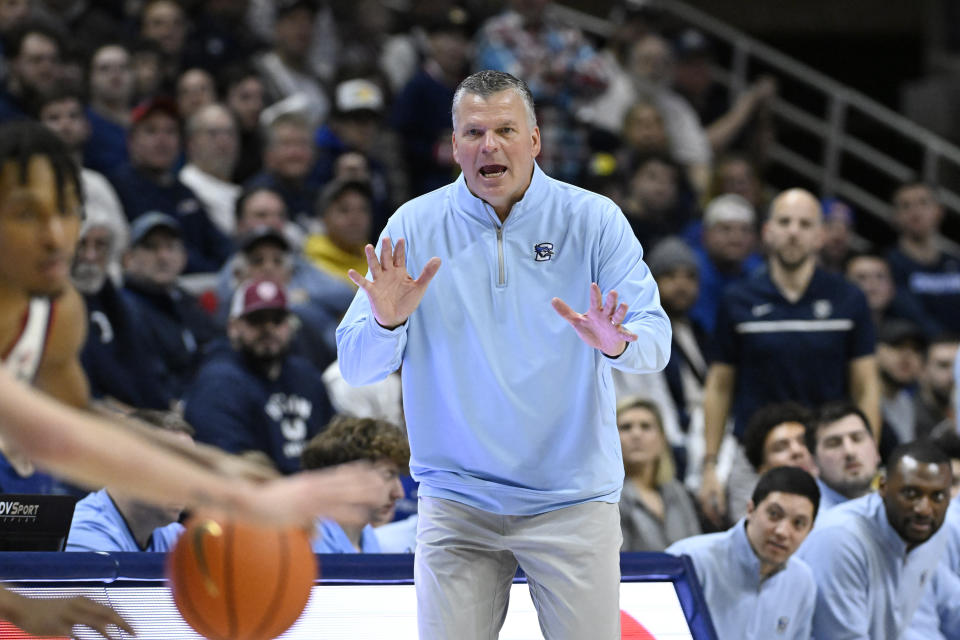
left=714, top=266, right=875, bottom=438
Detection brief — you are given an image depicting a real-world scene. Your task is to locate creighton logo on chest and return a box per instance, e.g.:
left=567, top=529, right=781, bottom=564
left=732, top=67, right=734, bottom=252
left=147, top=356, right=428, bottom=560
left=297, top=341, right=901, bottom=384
left=534, top=242, right=554, bottom=261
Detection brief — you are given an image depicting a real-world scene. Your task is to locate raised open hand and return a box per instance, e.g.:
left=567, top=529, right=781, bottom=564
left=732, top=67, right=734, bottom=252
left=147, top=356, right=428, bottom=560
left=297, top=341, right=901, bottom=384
left=348, top=237, right=441, bottom=329
left=551, top=283, right=638, bottom=357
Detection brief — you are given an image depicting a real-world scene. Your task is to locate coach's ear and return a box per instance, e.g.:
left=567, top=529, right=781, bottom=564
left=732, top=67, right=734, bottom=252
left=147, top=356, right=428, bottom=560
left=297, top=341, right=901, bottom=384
left=877, top=471, right=887, bottom=498
left=744, top=499, right=755, bottom=518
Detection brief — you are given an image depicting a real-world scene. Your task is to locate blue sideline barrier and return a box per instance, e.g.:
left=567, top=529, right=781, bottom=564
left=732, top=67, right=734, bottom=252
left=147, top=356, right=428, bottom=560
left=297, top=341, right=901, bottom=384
left=0, top=551, right=717, bottom=639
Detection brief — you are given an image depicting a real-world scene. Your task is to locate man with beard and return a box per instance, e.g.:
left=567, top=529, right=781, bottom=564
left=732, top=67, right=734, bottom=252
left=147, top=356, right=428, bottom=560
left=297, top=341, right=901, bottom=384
left=184, top=278, right=335, bottom=474
left=805, top=401, right=880, bottom=513
left=876, top=320, right=927, bottom=448
left=914, top=335, right=960, bottom=439
left=698, top=188, right=880, bottom=525
left=799, top=440, right=960, bottom=638
left=71, top=213, right=168, bottom=410
left=0, top=20, right=62, bottom=122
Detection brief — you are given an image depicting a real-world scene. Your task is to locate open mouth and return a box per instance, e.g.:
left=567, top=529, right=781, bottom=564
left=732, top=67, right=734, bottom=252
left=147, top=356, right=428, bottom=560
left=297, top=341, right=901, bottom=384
left=479, top=164, right=507, bottom=178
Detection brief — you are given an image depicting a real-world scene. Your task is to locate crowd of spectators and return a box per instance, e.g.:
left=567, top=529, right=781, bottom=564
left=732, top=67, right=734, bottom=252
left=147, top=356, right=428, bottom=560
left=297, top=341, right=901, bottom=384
left=0, top=0, right=959, bottom=636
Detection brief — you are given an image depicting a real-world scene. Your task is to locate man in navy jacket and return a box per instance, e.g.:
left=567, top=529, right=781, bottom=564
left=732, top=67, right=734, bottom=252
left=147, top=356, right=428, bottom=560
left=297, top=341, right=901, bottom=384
left=110, top=96, right=232, bottom=273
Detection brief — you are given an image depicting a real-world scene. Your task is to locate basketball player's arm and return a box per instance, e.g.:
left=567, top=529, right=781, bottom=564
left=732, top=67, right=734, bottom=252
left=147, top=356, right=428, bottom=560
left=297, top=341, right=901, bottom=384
left=89, top=404, right=280, bottom=483
left=31, top=286, right=90, bottom=409
left=0, top=368, right=388, bottom=527
left=699, top=363, right=736, bottom=525
left=36, top=287, right=279, bottom=483
left=848, top=355, right=881, bottom=441
left=0, top=583, right=134, bottom=638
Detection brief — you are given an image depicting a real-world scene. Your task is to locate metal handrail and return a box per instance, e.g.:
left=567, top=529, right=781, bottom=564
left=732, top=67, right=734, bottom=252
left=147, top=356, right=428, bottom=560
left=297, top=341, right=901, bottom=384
left=552, top=1, right=960, bottom=255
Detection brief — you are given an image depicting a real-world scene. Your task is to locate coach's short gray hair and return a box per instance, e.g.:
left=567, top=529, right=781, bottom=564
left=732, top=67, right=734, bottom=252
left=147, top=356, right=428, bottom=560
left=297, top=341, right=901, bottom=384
left=451, top=70, right=537, bottom=131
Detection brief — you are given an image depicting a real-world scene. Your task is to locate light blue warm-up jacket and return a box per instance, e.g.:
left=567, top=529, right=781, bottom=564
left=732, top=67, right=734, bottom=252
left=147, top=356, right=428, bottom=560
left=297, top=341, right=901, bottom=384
left=336, top=163, right=671, bottom=515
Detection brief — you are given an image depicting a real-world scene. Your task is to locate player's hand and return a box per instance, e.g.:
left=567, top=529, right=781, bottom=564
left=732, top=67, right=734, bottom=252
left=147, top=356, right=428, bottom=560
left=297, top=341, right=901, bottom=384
left=697, top=464, right=727, bottom=527
left=125, top=419, right=280, bottom=483
left=1, top=589, right=136, bottom=639
left=206, top=446, right=279, bottom=483
left=348, top=237, right=441, bottom=329
left=552, top=283, right=637, bottom=357
left=239, top=461, right=392, bottom=529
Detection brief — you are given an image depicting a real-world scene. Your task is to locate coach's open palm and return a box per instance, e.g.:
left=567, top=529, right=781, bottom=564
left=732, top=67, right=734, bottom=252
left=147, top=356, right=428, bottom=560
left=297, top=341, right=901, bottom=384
left=552, top=283, right=638, bottom=357
left=348, top=237, right=442, bottom=329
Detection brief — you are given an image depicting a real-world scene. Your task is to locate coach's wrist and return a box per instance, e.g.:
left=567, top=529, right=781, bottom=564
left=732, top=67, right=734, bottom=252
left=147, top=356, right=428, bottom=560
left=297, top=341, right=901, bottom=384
left=601, top=340, right=627, bottom=359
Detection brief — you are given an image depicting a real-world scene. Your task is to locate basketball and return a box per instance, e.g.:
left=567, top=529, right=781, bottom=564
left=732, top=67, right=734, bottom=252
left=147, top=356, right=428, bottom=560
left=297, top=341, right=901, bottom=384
left=166, top=515, right=317, bottom=640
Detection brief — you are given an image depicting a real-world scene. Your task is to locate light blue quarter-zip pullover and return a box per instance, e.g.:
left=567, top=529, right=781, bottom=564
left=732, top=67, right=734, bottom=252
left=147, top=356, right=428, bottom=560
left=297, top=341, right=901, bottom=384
left=337, top=163, right=670, bottom=515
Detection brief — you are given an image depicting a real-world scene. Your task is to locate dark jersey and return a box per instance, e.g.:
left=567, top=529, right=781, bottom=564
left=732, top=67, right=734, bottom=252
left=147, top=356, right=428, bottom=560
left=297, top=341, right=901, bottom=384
left=714, top=266, right=875, bottom=438
left=886, top=248, right=960, bottom=333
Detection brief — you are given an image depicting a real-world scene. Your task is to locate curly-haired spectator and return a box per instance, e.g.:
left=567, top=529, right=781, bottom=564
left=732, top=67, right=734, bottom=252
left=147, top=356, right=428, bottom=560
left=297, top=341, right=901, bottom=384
left=726, top=401, right=817, bottom=524
left=302, top=415, right=408, bottom=553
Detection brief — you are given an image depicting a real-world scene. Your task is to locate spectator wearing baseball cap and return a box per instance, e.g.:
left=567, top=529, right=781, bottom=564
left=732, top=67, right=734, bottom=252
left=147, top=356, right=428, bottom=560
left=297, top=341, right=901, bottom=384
left=876, top=319, right=927, bottom=448
left=184, top=277, right=336, bottom=475
left=313, top=77, right=394, bottom=241
left=228, top=224, right=346, bottom=371
left=689, top=194, right=763, bottom=336
left=72, top=209, right=171, bottom=411
left=109, top=95, right=234, bottom=274
left=212, top=186, right=357, bottom=368
left=120, top=211, right=220, bottom=405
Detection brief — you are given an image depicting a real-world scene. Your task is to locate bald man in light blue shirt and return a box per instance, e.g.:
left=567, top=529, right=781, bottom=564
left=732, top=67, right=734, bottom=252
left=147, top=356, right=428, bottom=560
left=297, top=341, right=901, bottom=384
left=667, top=466, right=819, bottom=639
left=904, top=441, right=960, bottom=640
left=799, top=441, right=954, bottom=639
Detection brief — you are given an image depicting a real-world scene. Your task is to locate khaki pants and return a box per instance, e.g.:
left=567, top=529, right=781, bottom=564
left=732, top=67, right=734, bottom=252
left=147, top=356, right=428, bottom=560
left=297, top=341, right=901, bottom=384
left=415, top=497, right=622, bottom=640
